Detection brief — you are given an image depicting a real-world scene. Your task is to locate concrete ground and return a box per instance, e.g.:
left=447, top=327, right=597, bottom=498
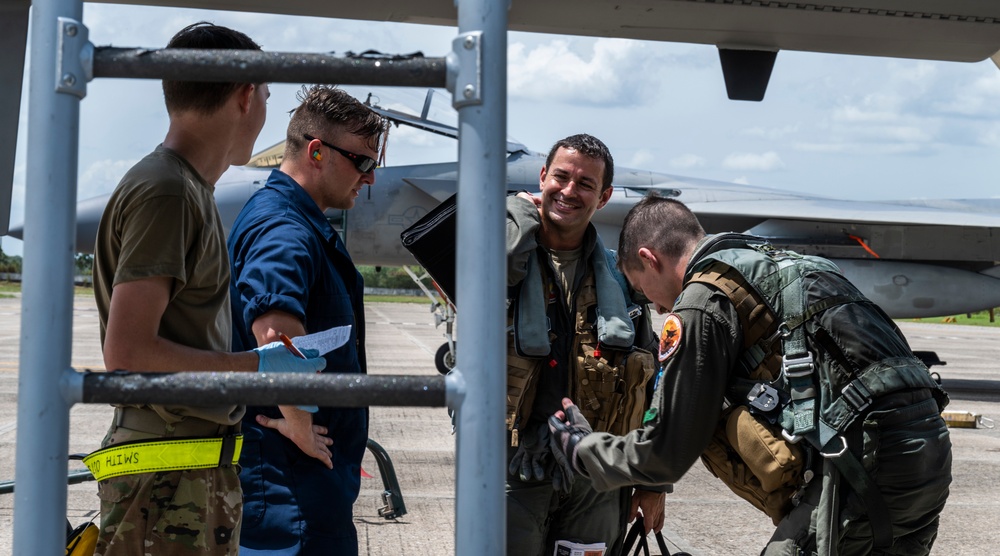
left=0, top=294, right=997, bottom=554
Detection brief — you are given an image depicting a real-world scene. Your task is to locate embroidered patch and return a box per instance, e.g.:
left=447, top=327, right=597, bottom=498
left=658, top=314, right=682, bottom=362
left=643, top=406, right=659, bottom=425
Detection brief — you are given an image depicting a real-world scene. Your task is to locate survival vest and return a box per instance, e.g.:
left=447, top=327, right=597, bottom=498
left=687, top=234, right=947, bottom=539
left=506, top=254, right=655, bottom=445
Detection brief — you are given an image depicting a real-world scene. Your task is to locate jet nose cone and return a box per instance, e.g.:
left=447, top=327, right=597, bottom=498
left=4, top=192, right=106, bottom=254
left=6, top=221, right=22, bottom=241
left=73, top=195, right=110, bottom=254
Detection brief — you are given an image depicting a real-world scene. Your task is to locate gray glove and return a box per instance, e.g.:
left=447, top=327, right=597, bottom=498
left=551, top=465, right=573, bottom=494
left=509, top=422, right=552, bottom=482
left=548, top=402, right=593, bottom=478
left=254, top=341, right=326, bottom=412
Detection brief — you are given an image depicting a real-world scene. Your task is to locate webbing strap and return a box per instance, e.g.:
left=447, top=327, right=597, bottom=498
left=784, top=293, right=869, bottom=330
left=776, top=256, right=817, bottom=437
left=687, top=264, right=778, bottom=380
left=828, top=446, right=894, bottom=548
left=83, top=435, right=243, bottom=481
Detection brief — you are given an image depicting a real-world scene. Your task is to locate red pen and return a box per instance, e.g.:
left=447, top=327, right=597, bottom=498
left=277, top=332, right=306, bottom=359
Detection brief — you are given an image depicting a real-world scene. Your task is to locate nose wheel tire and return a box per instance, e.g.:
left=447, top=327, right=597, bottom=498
left=435, top=343, right=456, bottom=375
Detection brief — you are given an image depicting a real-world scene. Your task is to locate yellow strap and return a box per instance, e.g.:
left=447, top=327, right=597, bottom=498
left=83, top=435, right=243, bottom=481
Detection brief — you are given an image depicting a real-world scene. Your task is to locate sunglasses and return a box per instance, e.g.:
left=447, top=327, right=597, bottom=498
left=303, top=134, right=378, bottom=173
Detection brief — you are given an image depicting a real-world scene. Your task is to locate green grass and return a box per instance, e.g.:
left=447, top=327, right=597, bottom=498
left=903, top=310, right=1000, bottom=327
left=2, top=282, right=432, bottom=304
left=4, top=279, right=991, bottom=322
left=363, top=295, right=433, bottom=304
left=0, top=281, right=94, bottom=296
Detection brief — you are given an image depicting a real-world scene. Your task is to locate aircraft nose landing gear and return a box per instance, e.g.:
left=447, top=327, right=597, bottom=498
left=401, top=266, right=457, bottom=375
left=435, top=342, right=456, bottom=375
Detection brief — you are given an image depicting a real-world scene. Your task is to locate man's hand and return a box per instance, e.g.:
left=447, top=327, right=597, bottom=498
left=630, top=489, right=666, bottom=533
left=255, top=407, right=334, bottom=469
left=254, top=342, right=326, bottom=374
left=516, top=191, right=541, bottom=207
left=548, top=397, right=593, bottom=479
left=508, top=422, right=552, bottom=482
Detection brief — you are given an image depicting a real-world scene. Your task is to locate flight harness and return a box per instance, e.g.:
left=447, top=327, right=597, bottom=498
left=82, top=408, right=242, bottom=481
left=690, top=235, right=946, bottom=548
left=506, top=247, right=654, bottom=444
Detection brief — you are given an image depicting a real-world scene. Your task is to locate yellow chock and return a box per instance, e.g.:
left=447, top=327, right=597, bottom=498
left=941, top=411, right=995, bottom=429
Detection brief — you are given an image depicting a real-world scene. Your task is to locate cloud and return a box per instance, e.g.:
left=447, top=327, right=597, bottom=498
left=978, top=122, right=1000, bottom=148
left=732, top=176, right=750, bottom=185
left=831, top=94, right=902, bottom=124
left=722, top=152, right=784, bottom=171
left=792, top=141, right=924, bottom=155
left=508, top=38, right=656, bottom=106
left=78, top=159, right=139, bottom=200
left=741, top=124, right=800, bottom=140
left=629, top=149, right=654, bottom=168
left=669, top=154, right=706, bottom=169
left=932, top=72, right=1000, bottom=117
left=792, top=142, right=848, bottom=154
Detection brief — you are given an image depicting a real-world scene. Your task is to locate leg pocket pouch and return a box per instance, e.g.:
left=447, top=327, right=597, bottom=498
left=238, top=438, right=266, bottom=528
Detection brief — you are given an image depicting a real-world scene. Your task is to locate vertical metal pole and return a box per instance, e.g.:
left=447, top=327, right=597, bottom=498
left=14, top=0, right=81, bottom=553
left=454, top=0, right=508, bottom=553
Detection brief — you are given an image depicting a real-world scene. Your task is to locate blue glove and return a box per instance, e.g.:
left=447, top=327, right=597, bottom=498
left=254, top=341, right=326, bottom=412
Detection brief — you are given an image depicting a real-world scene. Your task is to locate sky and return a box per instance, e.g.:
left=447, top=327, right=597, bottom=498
left=4, top=4, right=1000, bottom=256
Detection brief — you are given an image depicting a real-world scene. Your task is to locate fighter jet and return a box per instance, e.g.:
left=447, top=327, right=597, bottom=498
left=23, top=93, right=997, bottom=376
left=29, top=92, right=1000, bottom=328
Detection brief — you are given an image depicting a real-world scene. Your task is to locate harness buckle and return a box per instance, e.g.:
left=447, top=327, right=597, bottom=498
left=840, top=380, right=873, bottom=414
left=765, top=323, right=791, bottom=345
left=746, top=383, right=785, bottom=419
left=782, top=353, right=815, bottom=378
left=821, top=435, right=849, bottom=459
left=781, top=429, right=802, bottom=444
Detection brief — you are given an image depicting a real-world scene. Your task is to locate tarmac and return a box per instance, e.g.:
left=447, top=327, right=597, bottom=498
left=0, top=293, right=998, bottom=555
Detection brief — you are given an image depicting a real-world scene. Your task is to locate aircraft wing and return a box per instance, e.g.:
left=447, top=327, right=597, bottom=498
left=607, top=182, right=1000, bottom=264
left=589, top=179, right=1000, bottom=318
left=82, top=1, right=1000, bottom=63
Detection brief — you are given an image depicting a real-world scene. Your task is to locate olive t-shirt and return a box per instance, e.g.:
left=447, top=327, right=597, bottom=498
left=94, top=145, right=242, bottom=426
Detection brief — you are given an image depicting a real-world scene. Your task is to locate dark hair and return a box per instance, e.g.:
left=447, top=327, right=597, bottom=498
left=544, top=134, right=614, bottom=190
left=285, top=85, right=390, bottom=159
left=617, top=193, right=705, bottom=273
left=162, top=22, right=261, bottom=115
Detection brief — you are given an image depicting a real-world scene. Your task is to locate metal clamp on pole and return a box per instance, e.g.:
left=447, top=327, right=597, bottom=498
left=55, top=17, right=92, bottom=98
left=448, top=31, right=483, bottom=108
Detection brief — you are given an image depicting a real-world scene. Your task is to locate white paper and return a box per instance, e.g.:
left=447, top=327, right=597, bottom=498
left=290, top=325, right=352, bottom=355
left=553, top=540, right=605, bottom=556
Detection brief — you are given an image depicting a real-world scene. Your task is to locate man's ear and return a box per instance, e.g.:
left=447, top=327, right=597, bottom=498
left=596, top=185, right=613, bottom=210
left=238, top=84, right=255, bottom=114
left=538, top=166, right=547, bottom=191
left=637, top=247, right=659, bottom=271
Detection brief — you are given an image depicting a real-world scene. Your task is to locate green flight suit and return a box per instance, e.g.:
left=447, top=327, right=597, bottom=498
left=575, top=233, right=952, bottom=556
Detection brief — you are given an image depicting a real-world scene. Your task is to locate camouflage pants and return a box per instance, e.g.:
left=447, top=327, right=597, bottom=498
left=95, top=426, right=242, bottom=556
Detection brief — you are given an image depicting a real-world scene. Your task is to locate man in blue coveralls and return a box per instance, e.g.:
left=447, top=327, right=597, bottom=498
left=228, top=85, right=389, bottom=555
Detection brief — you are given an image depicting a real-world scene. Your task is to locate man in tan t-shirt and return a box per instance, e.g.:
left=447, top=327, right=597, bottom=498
left=92, top=23, right=324, bottom=556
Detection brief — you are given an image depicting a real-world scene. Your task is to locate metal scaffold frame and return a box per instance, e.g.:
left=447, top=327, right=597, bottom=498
left=13, top=0, right=508, bottom=553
